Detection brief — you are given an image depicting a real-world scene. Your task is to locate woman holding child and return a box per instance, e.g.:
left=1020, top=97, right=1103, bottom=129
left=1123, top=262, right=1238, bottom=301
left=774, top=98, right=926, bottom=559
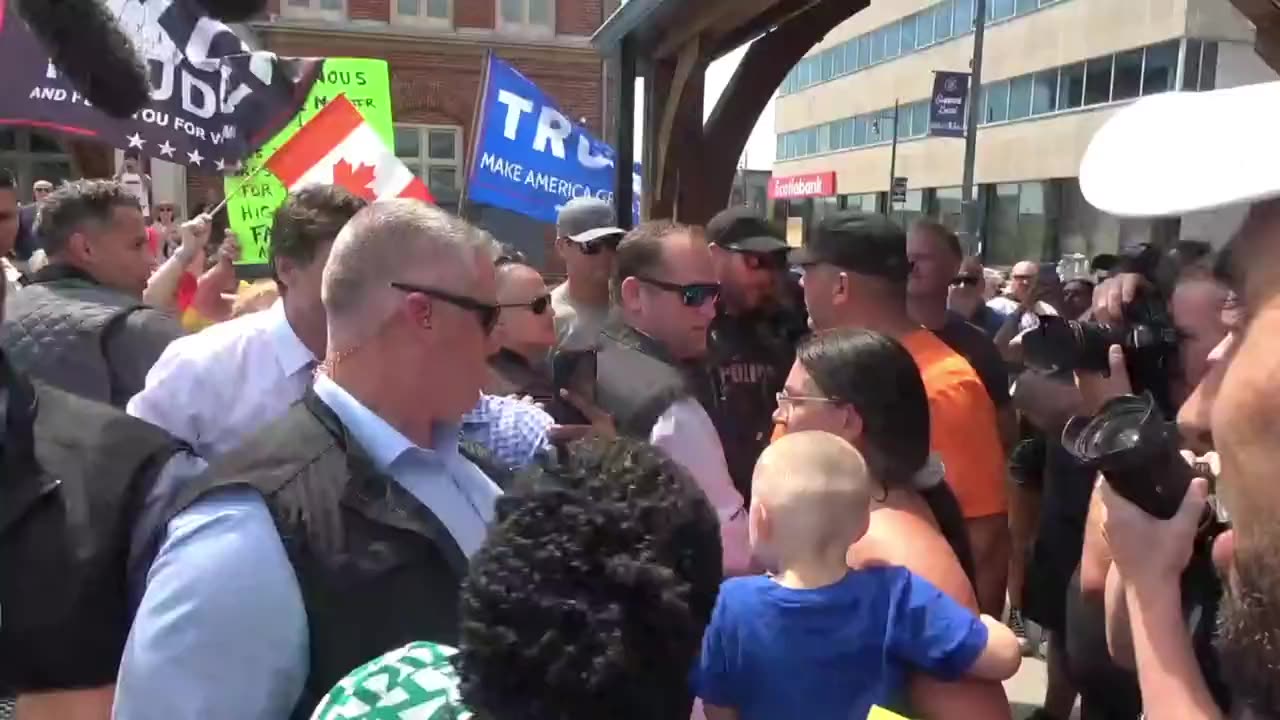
left=769, top=328, right=1016, bottom=719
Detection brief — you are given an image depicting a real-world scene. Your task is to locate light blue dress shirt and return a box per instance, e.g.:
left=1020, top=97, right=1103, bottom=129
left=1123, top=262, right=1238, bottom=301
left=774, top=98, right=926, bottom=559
left=113, top=376, right=502, bottom=720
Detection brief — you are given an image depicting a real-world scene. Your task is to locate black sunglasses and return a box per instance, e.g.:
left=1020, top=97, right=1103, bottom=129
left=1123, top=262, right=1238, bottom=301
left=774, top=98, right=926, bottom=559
left=390, top=281, right=500, bottom=334
left=950, top=275, right=981, bottom=288
left=499, top=294, right=551, bottom=315
left=572, top=234, right=622, bottom=256
left=635, top=276, right=720, bottom=307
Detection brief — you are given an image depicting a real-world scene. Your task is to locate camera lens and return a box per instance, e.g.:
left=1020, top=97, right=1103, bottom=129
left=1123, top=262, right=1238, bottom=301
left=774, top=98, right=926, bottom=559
left=1062, top=393, right=1193, bottom=520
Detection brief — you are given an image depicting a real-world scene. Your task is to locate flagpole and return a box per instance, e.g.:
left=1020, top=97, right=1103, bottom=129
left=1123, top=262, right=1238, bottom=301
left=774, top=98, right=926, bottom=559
left=209, top=162, right=271, bottom=217
left=458, top=49, right=493, bottom=221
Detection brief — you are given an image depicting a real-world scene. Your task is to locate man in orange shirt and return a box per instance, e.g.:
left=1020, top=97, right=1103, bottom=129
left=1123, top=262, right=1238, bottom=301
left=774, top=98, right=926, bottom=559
left=791, top=211, right=1010, bottom=617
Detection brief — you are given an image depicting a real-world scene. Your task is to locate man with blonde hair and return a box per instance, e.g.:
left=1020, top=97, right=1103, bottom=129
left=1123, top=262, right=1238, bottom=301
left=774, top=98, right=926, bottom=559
left=115, top=199, right=505, bottom=720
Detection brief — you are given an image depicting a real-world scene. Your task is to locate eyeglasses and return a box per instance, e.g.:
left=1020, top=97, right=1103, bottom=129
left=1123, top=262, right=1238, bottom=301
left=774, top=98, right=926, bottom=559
left=390, top=281, right=500, bottom=334
left=775, top=391, right=841, bottom=410
left=571, top=234, right=623, bottom=256
left=1011, top=274, right=1036, bottom=282
left=635, top=276, right=721, bottom=307
left=499, top=294, right=551, bottom=315
left=950, top=275, right=981, bottom=288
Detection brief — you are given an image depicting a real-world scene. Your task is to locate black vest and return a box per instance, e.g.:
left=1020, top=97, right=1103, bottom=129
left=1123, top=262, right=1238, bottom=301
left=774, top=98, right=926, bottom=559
left=167, top=390, right=470, bottom=720
left=592, top=325, right=694, bottom=439
left=0, top=359, right=182, bottom=692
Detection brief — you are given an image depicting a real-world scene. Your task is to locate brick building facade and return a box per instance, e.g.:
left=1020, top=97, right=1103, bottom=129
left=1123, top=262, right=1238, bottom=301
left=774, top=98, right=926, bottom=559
left=189, top=0, right=616, bottom=267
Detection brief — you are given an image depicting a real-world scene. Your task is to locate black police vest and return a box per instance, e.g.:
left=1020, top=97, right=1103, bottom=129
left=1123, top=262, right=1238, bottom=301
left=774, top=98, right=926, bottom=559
left=592, top=325, right=693, bottom=440
left=0, top=361, right=182, bottom=692
left=166, top=390, right=470, bottom=720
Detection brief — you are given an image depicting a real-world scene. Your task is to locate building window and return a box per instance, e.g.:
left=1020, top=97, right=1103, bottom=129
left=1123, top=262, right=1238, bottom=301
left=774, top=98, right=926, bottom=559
left=910, top=101, right=929, bottom=138
left=917, top=11, right=935, bottom=47
left=931, top=187, right=965, bottom=231
left=1008, top=74, right=1034, bottom=121
left=1112, top=49, right=1143, bottom=101
left=284, top=0, right=344, bottom=20
left=1059, top=62, right=1085, bottom=109
left=990, top=0, right=1015, bottom=21
left=1142, top=41, right=1178, bottom=95
left=1185, top=41, right=1219, bottom=91
left=0, top=128, right=74, bottom=202
left=987, top=181, right=1052, bottom=266
left=395, top=124, right=462, bottom=212
left=1083, top=56, right=1113, bottom=105
left=901, top=14, right=918, bottom=51
left=935, top=1, right=954, bottom=41
left=955, top=0, right=974, bottom=33
left=843, top=193, right=880, bottom=213
left=393, top=0, right=451, bottom=26
left=983, top=80, right=1010, bottom=124
left=498, top=0, right=553, bottom=34
left=1031, top=69, right=1059, bottom=114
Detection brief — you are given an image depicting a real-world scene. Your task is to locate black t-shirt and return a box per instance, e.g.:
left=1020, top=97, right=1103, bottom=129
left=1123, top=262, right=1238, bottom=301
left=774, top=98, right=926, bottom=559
left=933, top=311, right=1010, bottom=409
left=702, top=306, right=801, bottom=499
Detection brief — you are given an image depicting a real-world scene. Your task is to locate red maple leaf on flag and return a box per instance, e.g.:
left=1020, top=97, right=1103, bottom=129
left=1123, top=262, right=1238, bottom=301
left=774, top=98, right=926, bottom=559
left=333, top=158, right=378, bottom=200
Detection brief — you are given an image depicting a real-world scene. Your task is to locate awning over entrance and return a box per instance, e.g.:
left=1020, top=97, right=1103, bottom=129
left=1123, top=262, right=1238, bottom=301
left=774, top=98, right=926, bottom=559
left=593, top=0, right=869, bottom=226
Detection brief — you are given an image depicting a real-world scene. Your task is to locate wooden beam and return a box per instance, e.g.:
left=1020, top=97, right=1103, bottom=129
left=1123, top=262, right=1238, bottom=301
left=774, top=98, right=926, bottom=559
left=697, top=0, right=870, bottom=221
left=652, top=37, right=702, bottom=210
left=652, top=0, right=781, bottom=60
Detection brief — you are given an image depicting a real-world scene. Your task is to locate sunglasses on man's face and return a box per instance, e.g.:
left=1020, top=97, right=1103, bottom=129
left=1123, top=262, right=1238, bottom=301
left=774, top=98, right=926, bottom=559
left=635, top=276, right=720, bottom=307
left=950, top=275, right=981, bottom=288
left=573, top=235, right=622, bottom=256
left=390, top=281, right=500, bottom=334
left=500, top=294, right=551, bottom=315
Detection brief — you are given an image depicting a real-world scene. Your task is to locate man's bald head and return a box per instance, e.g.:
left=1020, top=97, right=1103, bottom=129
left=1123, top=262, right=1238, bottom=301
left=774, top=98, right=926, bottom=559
left=496, top=262, right=546, bottom=303
left=322, top=199, right=498, bottom=351
left=753, top=431, right=872, bottom=558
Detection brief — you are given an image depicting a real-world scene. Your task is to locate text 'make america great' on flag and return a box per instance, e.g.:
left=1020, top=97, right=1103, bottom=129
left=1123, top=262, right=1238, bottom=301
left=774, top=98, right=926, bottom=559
left=265, top=94, right=432, bottom=203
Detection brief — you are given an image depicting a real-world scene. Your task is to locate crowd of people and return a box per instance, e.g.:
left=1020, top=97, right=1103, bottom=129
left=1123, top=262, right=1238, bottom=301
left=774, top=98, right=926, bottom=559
left=1, top=77, right=1279, bottom=720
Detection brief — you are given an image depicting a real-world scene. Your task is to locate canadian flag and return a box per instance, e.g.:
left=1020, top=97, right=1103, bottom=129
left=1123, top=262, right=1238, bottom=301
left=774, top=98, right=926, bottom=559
left=265, top=94, right=434, bottom=203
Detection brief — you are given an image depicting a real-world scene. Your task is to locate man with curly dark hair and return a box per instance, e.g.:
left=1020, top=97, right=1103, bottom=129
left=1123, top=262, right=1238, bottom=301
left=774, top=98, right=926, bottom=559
left=310, top=436, right=724, bottom=720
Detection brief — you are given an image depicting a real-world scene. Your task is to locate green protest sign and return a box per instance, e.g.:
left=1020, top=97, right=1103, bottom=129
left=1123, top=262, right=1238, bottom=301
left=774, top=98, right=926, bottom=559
left=224, top=58, right=393, bottom=264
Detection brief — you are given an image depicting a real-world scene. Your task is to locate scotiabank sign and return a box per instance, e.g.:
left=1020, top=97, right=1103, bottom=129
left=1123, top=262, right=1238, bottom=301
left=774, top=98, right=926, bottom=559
left=768, top=172, right=837, bottom=200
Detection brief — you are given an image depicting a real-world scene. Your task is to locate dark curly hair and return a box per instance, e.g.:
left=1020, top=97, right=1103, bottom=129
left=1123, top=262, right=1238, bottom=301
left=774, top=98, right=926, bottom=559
left=455, top=436, right=723, bottom=720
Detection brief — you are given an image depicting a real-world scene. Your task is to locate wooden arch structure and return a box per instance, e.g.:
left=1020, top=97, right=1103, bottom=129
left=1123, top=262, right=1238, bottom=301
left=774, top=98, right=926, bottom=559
left=593, top=0, right=870, bottom=227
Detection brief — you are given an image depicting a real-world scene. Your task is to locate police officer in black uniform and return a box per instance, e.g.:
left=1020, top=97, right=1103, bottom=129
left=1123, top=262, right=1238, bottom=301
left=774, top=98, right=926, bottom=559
left=702, top=208, right=808, bottom=499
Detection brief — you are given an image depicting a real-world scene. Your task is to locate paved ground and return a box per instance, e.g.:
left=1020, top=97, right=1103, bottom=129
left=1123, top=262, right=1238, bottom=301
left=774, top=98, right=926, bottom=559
left=1006, top=653, right=1049, bottom=720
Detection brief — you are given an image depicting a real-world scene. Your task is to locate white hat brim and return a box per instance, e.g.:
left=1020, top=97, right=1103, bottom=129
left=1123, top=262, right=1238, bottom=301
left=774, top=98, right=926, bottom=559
left=1079, top=81, right=1280, bottom=218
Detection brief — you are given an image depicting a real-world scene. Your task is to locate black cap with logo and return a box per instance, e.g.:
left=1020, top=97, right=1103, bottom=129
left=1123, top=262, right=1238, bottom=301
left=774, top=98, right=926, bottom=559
left=705, top=207, right=789, bottom=254
left=788, top=211, right=911, bottom=283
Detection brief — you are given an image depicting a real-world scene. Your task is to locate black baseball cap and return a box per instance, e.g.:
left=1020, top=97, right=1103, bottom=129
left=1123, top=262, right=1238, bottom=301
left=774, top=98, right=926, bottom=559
left=788, top=211, right=911, bottom=283
left=705, top=207, right=788, bottom=254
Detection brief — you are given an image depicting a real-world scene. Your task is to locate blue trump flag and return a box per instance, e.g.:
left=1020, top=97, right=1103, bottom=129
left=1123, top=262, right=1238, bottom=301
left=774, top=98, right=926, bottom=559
left=467, top=54, right=640, bottom=224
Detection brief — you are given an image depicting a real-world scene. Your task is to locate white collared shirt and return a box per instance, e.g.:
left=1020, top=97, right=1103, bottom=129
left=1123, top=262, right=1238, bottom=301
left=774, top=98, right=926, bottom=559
left=127, top=300, right=316, bottom=458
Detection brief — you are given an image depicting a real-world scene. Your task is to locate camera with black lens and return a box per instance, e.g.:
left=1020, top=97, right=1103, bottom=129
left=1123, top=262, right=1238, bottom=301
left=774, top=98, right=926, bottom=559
left=1021, top=287, right=1181, bottom=417
left=1062, top=393, right=1227, bottom=542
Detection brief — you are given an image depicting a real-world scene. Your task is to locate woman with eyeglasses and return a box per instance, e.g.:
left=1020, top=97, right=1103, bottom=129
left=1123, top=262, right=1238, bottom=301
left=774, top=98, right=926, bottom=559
left=486, top=256, right=557, bottom=398
left=772, top=328, right=1014, bottom=719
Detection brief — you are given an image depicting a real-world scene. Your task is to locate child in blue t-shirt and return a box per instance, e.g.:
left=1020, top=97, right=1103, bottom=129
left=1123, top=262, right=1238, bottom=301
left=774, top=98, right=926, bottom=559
left=694, top=431, right=1021, bottom=720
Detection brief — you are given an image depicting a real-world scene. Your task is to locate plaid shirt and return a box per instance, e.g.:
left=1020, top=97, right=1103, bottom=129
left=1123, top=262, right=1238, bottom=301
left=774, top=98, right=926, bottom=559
left=460, top=394, right=553, bottom=469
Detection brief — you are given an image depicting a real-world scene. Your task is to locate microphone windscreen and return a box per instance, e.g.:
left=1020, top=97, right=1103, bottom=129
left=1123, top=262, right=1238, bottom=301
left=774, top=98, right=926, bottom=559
left=188, top=0, right=268, bottom=22
left=14, top=0, right=150, bottom=119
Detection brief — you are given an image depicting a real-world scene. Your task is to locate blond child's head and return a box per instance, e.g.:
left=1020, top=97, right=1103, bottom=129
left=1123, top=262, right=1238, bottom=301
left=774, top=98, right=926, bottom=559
left=749, top=431, right=872, bottom=572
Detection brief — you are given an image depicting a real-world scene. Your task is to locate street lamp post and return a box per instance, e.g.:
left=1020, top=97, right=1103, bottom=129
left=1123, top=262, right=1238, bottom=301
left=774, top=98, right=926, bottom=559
left=872, top=98, right=901, bottom=215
